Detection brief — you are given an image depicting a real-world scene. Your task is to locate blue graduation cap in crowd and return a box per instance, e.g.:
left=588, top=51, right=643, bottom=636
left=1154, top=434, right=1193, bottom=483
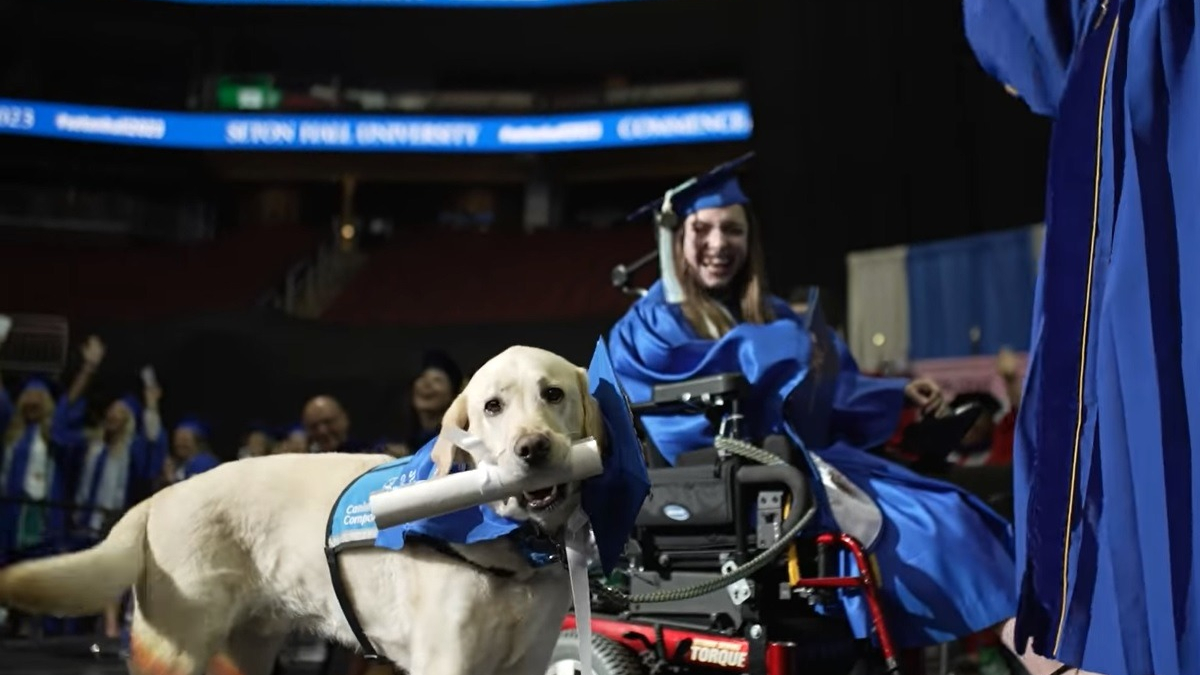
left=175, top=416, right=210, bottom=439
left=118, top=393, right=142, bottom=418
left=581, top=336, right=651, bottom=574
left=105, top=393, right=145, bottom=433
left=20, top=376, right=54, bottom=396
left=624, top=152, right=756, bottom=303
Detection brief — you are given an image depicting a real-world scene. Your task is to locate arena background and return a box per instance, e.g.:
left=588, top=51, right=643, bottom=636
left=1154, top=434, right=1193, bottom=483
left=0, top=0, right=1049, bottom=454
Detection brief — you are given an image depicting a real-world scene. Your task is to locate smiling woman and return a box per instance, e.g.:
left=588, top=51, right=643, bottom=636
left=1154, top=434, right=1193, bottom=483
left=665, top=163, right=773, bottom=340
left=398, top=350, right=464, bottom=455
left=680, top=205, right=748, bottom=290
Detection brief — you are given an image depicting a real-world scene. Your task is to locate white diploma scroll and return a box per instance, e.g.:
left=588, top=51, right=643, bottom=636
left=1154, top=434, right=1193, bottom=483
left=369, top=435, right=604, bottom=530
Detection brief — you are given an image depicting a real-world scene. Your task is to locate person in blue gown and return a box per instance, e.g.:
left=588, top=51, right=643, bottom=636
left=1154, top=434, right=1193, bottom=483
left=964, top=3, right=1200, bottom=675
left=607, top=156, right=1091, bottom=673
left=74, top=382, right=168, bottom=643
left=238, top=422, right=276, bottom=459
left=75, top=387, right=168, bottom=537
left=167, top=416, right=221, bottom=483
left=0, top=336, right=103, bottom=638
left=0, top=336, right=103, bottom=564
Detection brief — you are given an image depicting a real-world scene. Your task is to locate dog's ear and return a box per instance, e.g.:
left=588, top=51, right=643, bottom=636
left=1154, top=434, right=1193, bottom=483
left=575, top=367, right=607, bottom=457
left=431, top=391, right=472, bottom=476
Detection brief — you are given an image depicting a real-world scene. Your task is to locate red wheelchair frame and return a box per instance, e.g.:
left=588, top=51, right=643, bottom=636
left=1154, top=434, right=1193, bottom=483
left=560, top=530, right=910, bottom=675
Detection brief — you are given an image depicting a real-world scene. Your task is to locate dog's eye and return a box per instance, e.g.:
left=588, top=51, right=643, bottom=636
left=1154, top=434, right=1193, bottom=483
left=484, top=398, right=503, bottom=415
left=542, top=387, right=565, bottom=404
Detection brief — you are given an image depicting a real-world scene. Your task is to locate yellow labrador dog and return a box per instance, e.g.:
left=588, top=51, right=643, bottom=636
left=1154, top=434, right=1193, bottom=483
left=0, top=346, right=605, bottom=675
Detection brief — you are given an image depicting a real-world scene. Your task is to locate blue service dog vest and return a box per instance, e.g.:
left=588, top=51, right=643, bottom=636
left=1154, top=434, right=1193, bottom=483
left=325, top=440, right=561, bottom=564
left=323, top=441, right=563, bottom=660
left=321, top=337, right=652, bottom=664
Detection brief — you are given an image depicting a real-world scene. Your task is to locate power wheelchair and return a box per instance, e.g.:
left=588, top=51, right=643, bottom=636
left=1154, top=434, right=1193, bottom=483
left=552, top=365, right=986, bottom=675
left=548, top=235, right=1002, bottom=674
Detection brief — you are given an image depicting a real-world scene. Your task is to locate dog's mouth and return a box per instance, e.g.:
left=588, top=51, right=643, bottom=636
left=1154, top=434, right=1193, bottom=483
left=521, top=483, right=566, bottom=511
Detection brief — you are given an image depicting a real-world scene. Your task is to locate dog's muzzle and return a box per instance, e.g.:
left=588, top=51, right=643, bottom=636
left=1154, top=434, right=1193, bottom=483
left=514, top=433, right=552, bottom=467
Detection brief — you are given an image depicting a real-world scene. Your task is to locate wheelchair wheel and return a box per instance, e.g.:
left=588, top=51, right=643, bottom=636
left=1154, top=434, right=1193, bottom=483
left=547, top=630, right=645, bottom=675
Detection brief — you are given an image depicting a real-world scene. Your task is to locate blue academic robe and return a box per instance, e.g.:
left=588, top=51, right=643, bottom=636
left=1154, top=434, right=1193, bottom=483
left=965, top=3, right=1200, bottom=674
left=179, top=452, right=221, bottom=480
left=0, top=390, right=88, bottom=561
left=608, top=281, right=1016, bottom=648
left=75, top=423, right=168, bottom=539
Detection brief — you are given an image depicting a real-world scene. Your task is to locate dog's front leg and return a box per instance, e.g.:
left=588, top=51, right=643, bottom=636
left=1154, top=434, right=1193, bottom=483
left=501, top=579, right=573, bottom=675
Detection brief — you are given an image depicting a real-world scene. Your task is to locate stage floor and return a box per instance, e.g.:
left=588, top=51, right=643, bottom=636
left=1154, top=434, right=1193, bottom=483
left=0, top=637, right=128, bottom=675
left=0, top=637, right=327, bottom=675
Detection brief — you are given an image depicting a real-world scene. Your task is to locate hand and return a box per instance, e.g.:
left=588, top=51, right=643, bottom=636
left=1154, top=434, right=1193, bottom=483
left=996, top=347, right=1020, bottom=380
left=904, top=377, right=947, bottom=416
left=80, top=335, right=106, bottom=368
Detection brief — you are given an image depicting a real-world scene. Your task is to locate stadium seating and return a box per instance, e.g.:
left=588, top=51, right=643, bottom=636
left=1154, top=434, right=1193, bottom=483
left=0, top=225, right=321, bottom=321
left=322, top=225, right=649, bottom=325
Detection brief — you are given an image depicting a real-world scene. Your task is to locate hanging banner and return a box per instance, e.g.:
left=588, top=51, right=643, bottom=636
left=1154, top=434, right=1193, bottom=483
left=0, top=98, right=752, bottom=153
left=152, top=0, right=642, bottom=5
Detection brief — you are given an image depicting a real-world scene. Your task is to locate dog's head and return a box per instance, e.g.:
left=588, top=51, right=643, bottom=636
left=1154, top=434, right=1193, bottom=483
left=430, top=345, right=605, bottom=533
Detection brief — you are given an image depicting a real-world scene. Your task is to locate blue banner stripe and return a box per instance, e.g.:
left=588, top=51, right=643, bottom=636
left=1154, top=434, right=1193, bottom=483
left=149, top=0, right=644, bottom=5
left=0, top=98, right=753, bottom=153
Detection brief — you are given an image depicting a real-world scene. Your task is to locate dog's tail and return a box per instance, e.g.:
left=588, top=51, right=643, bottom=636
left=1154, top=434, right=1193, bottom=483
left=0, top=497, right=152, bottom=616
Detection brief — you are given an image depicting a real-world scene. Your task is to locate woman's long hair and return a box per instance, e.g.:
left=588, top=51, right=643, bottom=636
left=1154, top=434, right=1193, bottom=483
left=672, top=207, right=776, bottom=339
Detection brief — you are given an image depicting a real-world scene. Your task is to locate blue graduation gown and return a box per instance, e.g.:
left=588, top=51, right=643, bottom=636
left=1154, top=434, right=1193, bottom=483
left=0, top=391, right=88, bottom=560
left=608, top=282, right=1016, bottom=648
left=179, top=452, right=221, bottom=480
left=76, top=425, right=168, bottom=538
left=965, top=3, right=1200, bottom=674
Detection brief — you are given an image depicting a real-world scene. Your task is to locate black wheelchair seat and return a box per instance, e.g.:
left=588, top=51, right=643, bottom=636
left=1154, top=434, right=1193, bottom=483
left=635, top=435, right=812, bottom=555
left=630, top=368, right=816, bottom=587
left=639, top=463, right=736, bottom=529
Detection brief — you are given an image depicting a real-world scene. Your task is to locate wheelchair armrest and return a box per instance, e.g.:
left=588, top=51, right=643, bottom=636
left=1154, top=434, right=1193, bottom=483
left=649, top=372, right=748, bottom=407
left=736, top=463, right=811, bottom=532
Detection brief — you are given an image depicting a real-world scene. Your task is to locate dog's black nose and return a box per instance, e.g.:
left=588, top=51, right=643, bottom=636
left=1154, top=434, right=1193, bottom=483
left=515, top=434, right=552, bottom=465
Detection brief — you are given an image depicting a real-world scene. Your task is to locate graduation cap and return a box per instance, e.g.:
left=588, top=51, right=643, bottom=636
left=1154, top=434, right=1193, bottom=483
left=117, top=393, right=142, bottom=419
left=786, top=287, right=841, bottom=449
left=580, top=336, right=651, bottom=574
left=174, top=416, right=210, bottom=439
left=624, top=152, right=756, bottom=304
left=20, top=376, right=55, bottom=397
left=108, top=392, right=146, bottom=433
